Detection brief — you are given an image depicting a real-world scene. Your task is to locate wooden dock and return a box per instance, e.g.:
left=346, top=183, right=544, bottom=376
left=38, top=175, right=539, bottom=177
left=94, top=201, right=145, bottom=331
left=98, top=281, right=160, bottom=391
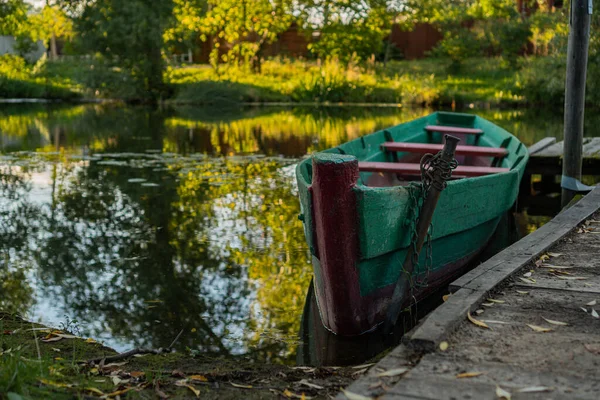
left=337, top=187, right=600, bottom=400
left=527, top=137, right=600, bottom=175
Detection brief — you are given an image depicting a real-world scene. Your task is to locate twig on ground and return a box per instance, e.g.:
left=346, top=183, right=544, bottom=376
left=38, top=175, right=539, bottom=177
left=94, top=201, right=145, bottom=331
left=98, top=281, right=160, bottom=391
left=87, top=348, right=168, bottom=364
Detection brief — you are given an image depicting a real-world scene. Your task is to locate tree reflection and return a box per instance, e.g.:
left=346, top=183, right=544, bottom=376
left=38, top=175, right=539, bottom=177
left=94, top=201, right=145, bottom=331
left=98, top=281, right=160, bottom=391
left=0, top=164, right=38, bottom=314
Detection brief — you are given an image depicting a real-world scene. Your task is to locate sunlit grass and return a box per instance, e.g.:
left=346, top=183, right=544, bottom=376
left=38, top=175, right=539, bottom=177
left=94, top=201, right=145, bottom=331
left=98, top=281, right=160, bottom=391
left=167, top=57, right=523, bottom=106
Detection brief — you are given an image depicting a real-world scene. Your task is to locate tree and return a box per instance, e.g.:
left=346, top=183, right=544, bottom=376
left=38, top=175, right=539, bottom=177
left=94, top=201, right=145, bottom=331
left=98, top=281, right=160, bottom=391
left=0, top=0, right=28, bottom=36
left=58, top=0, right=175, bottom=101
left=201, top=0, right=292, bottom=71
left=295, top=0, right=392, bottom=63
left=164, top=0, right=208, bottom=55
left=29, top=5, right=74, bottom=60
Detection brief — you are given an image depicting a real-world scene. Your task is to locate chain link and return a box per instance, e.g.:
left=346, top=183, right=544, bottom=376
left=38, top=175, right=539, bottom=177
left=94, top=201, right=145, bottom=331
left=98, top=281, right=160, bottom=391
left=404, top=151, right=458, bottom=296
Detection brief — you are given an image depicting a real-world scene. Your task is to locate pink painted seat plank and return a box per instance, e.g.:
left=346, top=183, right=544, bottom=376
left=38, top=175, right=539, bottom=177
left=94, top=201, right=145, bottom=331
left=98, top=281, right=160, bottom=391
left=358, top=161, right=509, bottom=177
left=381, top=142, right=507, bottom=158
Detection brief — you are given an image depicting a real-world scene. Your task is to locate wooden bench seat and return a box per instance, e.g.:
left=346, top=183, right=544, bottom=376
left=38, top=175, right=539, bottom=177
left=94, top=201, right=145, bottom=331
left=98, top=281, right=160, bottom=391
left=358, top=162, right=509, bottom=177
left=381, top=142, right=507, bottom=158
left=425, top=125, right=484, bottom=135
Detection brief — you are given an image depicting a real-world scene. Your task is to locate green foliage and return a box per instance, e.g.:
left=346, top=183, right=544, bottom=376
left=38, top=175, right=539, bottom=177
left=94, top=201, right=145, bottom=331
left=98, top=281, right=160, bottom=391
left=164, top=0, right=208, bottom=52
left=65, top=0, right=175, bottom=101
left=0, top=0, right=28, bottom=36
left=430, top=29, right=482, bottom=72
left=0, top=55, right=79, bottom=99
left=297, top=0, right=391, bottom=63
left=201, top=0, right=292, bottom=69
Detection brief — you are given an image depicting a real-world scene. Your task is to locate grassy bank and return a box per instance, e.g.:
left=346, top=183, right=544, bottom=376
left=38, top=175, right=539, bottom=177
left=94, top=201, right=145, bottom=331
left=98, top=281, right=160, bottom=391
left=1, top=55, right=533, bottom=106
left=0, top=312, right=359, bottom=399
left=167, top=58, right=523, bottom=106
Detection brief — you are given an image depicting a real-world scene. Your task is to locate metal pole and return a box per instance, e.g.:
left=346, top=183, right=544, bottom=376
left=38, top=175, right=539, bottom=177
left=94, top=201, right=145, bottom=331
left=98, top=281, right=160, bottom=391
left=562, top=0, right=591, bottom=207
left=384, top=135, right=460, bottom=333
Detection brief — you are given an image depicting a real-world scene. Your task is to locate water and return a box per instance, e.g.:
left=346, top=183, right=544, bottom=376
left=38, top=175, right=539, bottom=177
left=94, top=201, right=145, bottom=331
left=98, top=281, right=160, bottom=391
left=0, top=103, right=592, bottom=364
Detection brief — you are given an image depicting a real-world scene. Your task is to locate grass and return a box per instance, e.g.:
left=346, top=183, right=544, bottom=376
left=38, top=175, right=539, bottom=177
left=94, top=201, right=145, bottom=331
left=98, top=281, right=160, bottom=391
left=0, top=55, right=81, bottom=100
left=0, top=312, right=358, bottom=399
left=167, top=57, right=524, bottom=106
left=2, top=55, right=527, bottom=106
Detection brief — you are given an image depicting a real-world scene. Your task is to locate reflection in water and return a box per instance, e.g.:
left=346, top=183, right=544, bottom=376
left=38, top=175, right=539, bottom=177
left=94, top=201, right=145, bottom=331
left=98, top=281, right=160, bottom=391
left=0, top=103, right=587, bottom=365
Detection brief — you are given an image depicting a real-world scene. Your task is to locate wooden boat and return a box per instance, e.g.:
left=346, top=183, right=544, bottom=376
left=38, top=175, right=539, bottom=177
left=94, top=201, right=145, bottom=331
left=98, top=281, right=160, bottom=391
left=295, top=112, right=528, bottom=336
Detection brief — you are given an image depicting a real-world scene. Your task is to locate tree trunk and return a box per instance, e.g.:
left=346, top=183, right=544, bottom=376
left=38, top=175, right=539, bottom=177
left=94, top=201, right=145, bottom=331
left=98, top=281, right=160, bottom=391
left=50, top=32, right=58, bottom=60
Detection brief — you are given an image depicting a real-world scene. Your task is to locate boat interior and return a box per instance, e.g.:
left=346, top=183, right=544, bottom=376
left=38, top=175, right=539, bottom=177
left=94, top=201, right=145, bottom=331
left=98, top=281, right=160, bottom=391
left=362, top=124, right=514, bottom=188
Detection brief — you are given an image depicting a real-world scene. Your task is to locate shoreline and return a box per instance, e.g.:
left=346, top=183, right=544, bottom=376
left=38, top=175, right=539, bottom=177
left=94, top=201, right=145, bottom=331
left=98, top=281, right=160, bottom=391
left=0, top=312, right=361, bottom=399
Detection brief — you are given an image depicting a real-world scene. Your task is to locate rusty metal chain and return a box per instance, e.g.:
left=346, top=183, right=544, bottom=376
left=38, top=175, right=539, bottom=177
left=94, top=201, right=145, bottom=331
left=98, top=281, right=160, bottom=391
left=405, top=151, right=458, bottom=293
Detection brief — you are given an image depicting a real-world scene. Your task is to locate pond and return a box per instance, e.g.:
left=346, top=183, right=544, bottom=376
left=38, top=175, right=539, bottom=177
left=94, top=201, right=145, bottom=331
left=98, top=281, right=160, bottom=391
left=0, top=103, right=594, bottom=365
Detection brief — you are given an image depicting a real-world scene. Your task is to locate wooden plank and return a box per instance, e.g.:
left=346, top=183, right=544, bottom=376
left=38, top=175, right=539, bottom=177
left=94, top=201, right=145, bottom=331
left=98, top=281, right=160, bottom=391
left=406, top=288, right=483, bottom=352
left=358, top=162, right=509, bottom=177
left=527, top=137, right=556, bottom=155
left=381, top=142, right=508, bottom=157
left=425, top=125, right=483, bottom=135
left=385, top=353, right=600, bottom=400
left=451, top=186, right=600, bottom=292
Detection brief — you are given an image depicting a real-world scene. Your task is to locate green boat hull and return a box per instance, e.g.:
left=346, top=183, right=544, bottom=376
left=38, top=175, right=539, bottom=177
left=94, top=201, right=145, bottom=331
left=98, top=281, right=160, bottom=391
left=295, top=112, right=528, bottom=335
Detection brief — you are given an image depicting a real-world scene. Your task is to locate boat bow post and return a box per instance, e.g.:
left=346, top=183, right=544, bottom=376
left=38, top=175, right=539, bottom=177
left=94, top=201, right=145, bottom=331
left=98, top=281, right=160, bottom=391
left=384, top=134, right=460, bottom=333
left=310, top=153, right=367, bottom=334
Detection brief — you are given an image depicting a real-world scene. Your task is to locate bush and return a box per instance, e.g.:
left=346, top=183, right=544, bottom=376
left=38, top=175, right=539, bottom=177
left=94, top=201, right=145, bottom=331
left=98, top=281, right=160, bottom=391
left=519, top=56, right=565, bottom=105
left=430, top=28, right=482, bottom=72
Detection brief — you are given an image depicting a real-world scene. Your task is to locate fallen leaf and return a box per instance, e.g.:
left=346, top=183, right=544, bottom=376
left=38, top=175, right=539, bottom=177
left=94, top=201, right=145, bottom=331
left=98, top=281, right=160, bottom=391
left=519, top=277, right=536, bottom=284
left=475, top=309, right=484, bottom=315
left=547, top=252, right=563, bottom=258
left=496, top=386, right=512, bottom=400
left=129, top=371, right=145, bottom=378
left=526, top=324, right=553, bottom=333
left=584, top=343, right=600, bottom=354
left=442, top=294, right=451, bottom=302
left=39, top=379, right=74, bottom=389
left=351, top=363, right=375, bottom=369
left=587, top=300, right=597, bottom=306
left=352, top=368, right=368, bottom=377
left=341, top=389, right=373, bottom=400
left=540, top=265, right=572, bottom=269
left=84, top=387, right=105, bottom=396
left=467, top=312, right=490, bottom=329
left=375, top=368, right=409, bottom=377
left=439, top=341, right=449, bottom=351
left=105, top=388, right=133, bottom=398
left=230, top=382, right=253, bottom=389
left=283, top=389, right=311, bottom=399
left=516, top=291, right=529, bottom=295
left=517, top=386, right=554, bottom=393
left=183, top=384, right=200, bottom=398
left=553, top=274, right=587, bottom=280
left=171, top=369, right=186, bottom=378
left=456, top=372, right=484, bottom=379
left=481, top=320, right=511, bottom=325
left=298, top=379, right=324, bottom=390
left=189, top=375, right=208, bottom=382
left=581, top=307, right=588, bottom=313
left=523, top=272, right=532, bottom=278
left=539, top=254, right=550, bottom=262
left=85, top=338, right=98, bottom=344
left=592, top=309, right=599, bottom=318
left=487, top=299, right=505, bottom=304
left=41, top=336, right=63, bottom=343
left=542, top=317, right=568, bottom=326
left=482, top=302, right=495, bottom=307
left=103, top=362, right=128, bottom=368
left=52, top=348, right=61, bottom=352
